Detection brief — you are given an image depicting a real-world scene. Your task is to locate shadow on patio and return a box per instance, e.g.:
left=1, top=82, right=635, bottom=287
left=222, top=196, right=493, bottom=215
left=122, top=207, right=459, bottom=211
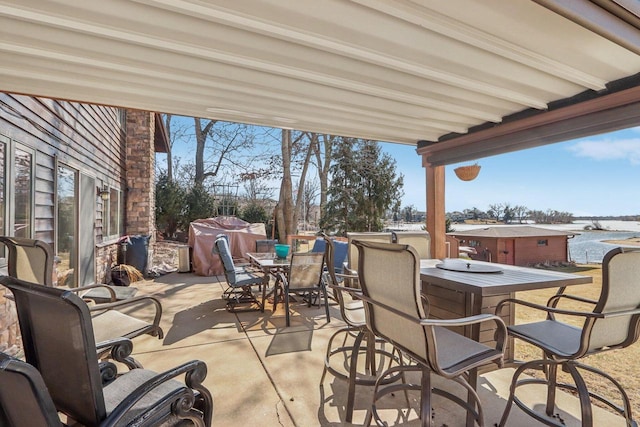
left=123, top=272, right=628, bottom=426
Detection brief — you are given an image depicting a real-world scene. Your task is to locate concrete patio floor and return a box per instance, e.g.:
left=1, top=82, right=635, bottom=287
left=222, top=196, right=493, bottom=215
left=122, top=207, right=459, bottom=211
left=122, top=272, right=627, bottom=426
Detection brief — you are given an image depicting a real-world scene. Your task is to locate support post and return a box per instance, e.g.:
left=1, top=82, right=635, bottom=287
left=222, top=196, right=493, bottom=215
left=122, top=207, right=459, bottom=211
left=424, top=158, right=447, bottom=259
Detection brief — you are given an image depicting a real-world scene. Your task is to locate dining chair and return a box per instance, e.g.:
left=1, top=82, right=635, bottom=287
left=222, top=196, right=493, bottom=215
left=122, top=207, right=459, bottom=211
left=320, top=234, right=401, bottom=423
left=354, top=240, right=506, bottom=427
left=1, top=275, right=213, bottom=427
left=0, top=351, right=63, bottom=427
left=0, top=236, right=163, bottom=365
left=496, top=247, right=640, bottom=427
left=213, top=234, right=264, bottom=311
left=345, top=232, right=392, bottom=274
left=279, top=251, right=330, bottom=327
left=392, top=230, right=431, bottom=259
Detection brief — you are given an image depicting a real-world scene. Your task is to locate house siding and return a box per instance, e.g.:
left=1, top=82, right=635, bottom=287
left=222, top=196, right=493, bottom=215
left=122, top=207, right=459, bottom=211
left=0, top=94, right=155, bottom=355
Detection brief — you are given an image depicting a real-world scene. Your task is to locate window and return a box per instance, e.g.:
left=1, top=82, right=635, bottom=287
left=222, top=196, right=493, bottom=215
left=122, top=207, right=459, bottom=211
left=14, top=147, right=33, bottom=238
left=537, top=239, right=548, bottom=246
left=57, top=164, right=78, bottom=287
left=469, top=240, right=481, bottom=248
left=106, top=187, right=122, bottom=237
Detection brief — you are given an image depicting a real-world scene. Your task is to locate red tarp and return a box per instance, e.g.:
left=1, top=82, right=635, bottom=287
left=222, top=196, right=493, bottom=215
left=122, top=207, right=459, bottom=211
left=188, top=217, right=267, bottom=276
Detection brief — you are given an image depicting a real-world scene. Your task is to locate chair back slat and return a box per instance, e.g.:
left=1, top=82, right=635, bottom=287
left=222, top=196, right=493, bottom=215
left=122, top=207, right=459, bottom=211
left=346, top=232, right=392, bottom=272
left=589, top=248, right=640, bottom=351
left=354, top=240, right=428, bottom=363
left=392, top=231, right=431, bottom=259
left=0, top=276, right=106, bottom=426
left=288, top=252, right=324, bottom=290
left=0, top=236, right=54, bottom=286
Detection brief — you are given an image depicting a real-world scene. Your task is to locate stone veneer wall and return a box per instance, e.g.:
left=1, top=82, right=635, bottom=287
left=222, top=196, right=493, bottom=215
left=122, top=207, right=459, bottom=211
left=0, top=293, right=20, bottom=357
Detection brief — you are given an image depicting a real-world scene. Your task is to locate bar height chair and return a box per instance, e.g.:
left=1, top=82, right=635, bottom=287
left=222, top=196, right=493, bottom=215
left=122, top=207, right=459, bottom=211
left=496, top=247, right=640, bottom=427
left=354, top=240, right=506, bottom=427
left=320, top=234, right=402, bottom=423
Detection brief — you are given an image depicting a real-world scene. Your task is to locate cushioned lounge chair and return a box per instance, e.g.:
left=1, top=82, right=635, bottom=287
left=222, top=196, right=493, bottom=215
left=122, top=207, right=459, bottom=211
left=1, top=275, right=213, bottom=427
left=354, top=240, right=506, bottom=427
left=496, top=247, right=640, bottom=427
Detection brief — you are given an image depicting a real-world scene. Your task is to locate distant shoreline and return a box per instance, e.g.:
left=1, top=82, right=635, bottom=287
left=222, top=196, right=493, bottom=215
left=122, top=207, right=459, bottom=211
left=602, top=237, right=640, bottom=247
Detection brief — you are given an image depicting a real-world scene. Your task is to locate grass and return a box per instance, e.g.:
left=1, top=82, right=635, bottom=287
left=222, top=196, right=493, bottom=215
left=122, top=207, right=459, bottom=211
left=513, top=264, right=640, bottom=417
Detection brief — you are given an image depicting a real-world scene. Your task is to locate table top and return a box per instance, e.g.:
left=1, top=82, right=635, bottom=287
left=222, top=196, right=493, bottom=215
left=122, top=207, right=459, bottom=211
left=420, top=258, right=592, bottom=296
left=246, top=252, right=290, bottom=268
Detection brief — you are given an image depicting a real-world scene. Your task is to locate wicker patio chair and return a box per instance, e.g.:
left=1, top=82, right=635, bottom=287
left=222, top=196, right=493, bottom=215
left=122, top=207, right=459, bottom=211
left=0, top=236, right=163, bottom=363
left=496, top=247, right=640, bottom=427
left=1, top=275, right=213, bottom=427
left=279, top=251, right=330, bottom=327
left=0, top=351, right=63, bottom=427
left=320, top=234, right=401, bottom=423
left=392, top=230, right=431, bottom=259
left=354, top=240, right=506, bottom=427
left=213, top=234, right=264, bottom=311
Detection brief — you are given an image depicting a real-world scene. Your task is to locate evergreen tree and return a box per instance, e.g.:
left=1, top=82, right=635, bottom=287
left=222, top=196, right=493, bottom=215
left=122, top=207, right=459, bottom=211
left=321, top=139, right=403, bottom=234
left=155, top=173, right=186, bottom=238
left=181, top=184, right=216, bottom=229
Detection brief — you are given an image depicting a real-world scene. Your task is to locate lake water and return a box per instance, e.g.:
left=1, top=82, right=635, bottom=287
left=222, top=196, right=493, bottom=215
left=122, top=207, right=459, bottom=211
left=399, top=220, right=640, bottom=264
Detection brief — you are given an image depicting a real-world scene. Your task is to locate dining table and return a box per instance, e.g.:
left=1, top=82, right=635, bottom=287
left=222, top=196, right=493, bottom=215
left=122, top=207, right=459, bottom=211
left=246, top=252, right=291, bottom=311
left=420, top=258, right=592, bottom=427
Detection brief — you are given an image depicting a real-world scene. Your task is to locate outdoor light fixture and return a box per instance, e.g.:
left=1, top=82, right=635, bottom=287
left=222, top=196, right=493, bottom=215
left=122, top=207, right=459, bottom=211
left=98, top=185, right=110, bottom=201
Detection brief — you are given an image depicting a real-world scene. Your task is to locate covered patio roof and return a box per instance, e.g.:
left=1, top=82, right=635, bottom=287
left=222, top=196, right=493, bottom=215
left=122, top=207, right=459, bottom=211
left=1, top=0, right=640, bottom=164
left=2, top=1, right=640, bottom=258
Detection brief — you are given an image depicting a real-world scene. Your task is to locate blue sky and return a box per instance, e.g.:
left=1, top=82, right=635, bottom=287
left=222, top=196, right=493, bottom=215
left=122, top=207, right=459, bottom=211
left=382, top=126, right=640, bottom=217
left=164, top=117, right=639, bottom=217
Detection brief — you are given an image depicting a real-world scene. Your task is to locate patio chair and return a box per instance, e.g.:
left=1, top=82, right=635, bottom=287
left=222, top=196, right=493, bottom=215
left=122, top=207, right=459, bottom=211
left=312, top=237, right=348, bottom=274
left=354, top=240, right=506, bottom=427
left=0, top=236, right=163, bottom=362
left=496, top=247, right=640, bottom=427
left=279, top=251, right=330, bottom=327
left=0, top=351, right=63, bottom=427
left=320, top=234, right=400, bottom=423
left=345, top=232, right=392, bottom=275
left=0, top=235, right=137, bottom=300
left=392, top=230, right=431, bottom=259
left=255, top=239, right=277, bottom=253
left=0, top=275, right=213, bottom=427
left=213, top=234, right=264, bottom=311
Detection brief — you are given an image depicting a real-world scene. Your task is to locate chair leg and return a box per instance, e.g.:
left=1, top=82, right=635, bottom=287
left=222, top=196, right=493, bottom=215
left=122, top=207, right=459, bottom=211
left=420, top=368, right=433, bottom=427
left=323, top=287, right=330, bottom=323
left=284, top=286, right=290, bottom=327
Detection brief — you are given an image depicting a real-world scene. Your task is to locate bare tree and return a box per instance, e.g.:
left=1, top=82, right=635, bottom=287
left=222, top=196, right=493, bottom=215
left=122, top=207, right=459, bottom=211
left=161, top=114, right=190, bottom=182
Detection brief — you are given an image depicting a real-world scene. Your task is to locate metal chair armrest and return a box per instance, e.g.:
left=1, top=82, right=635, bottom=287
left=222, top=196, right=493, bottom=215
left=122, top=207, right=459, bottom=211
left=496, top=297, right=599, bottom=321
left=66, top=284, right=117, bottom=302
left=89, top=296, right=163, bottom=337
left=103, top=359, right=213, bottom=427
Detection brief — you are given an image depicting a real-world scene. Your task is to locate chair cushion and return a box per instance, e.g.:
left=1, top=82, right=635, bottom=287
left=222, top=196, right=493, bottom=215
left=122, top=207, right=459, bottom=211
left=434, top=326, right=501, bottom=375
left=92, top=310, right=153, bottom=343
left=233, top=268, right=264, bottom=287
left=342, top=299, right=365, bottom=326
left=103, top=368, right=189, bottom=425
left=508, top=320, right=581, bottom=357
